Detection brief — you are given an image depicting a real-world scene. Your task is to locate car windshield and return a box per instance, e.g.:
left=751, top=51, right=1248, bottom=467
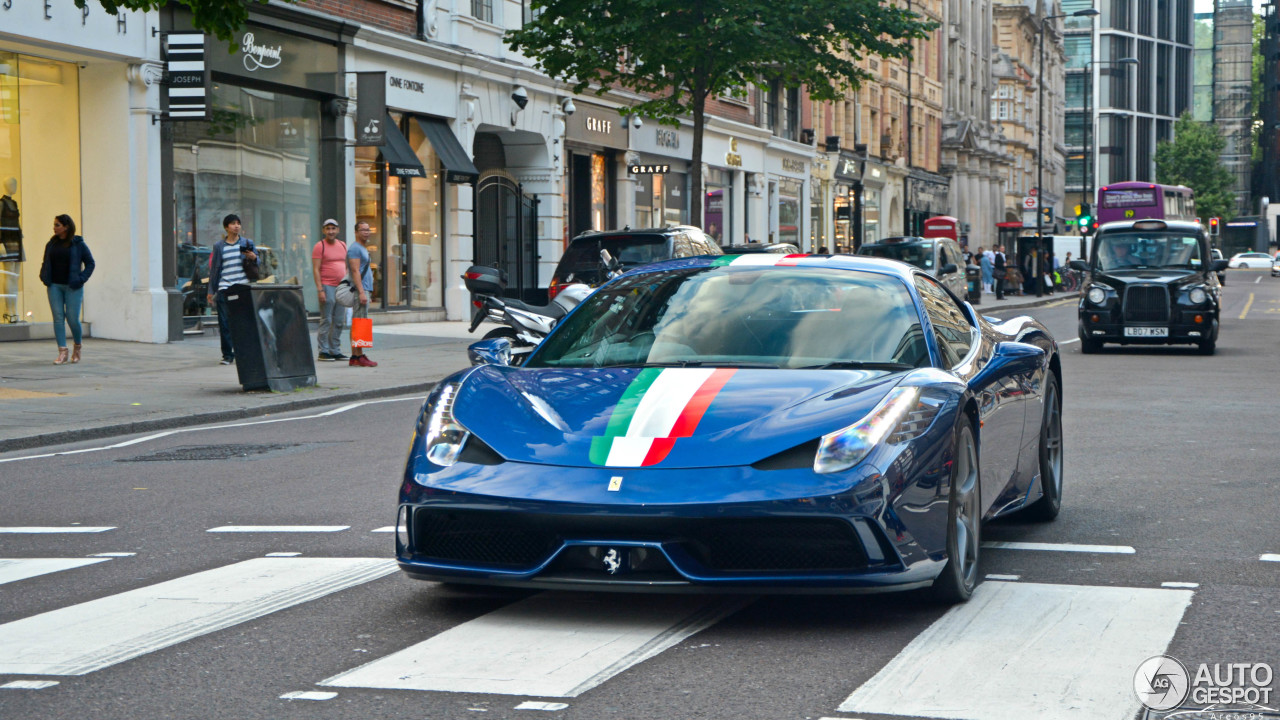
left=555, top=235, right=670, bottom=285
left=528, top=265, right=928, bottom=369
left=859, top=242, right=935, bottom=270
left=1095, top=232, right=1203, bottom=271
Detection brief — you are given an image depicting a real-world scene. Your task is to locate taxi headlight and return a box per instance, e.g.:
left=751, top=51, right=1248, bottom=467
left=1086, top=286, right=1107, bottom=305
left=1188, top=287, right=1207, bottom=304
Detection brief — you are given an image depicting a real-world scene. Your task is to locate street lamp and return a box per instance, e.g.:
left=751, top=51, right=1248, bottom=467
left=1082, top=56, right=1138, bottom=259
left=1037, top=6, right=1099, bottom=296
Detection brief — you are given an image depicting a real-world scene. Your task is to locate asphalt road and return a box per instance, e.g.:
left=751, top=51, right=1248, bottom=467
left=1, top=269, right=1278, bottom=720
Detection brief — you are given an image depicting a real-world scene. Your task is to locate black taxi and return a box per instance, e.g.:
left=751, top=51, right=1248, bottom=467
left=1069, top=219, right=1229, bottom=355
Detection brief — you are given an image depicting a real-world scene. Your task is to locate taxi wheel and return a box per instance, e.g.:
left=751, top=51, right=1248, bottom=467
left=1079, top=334, right=1101, bottom=354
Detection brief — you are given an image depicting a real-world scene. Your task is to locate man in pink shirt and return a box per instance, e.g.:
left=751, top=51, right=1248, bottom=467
left=311, top=219, right=348, bottom=361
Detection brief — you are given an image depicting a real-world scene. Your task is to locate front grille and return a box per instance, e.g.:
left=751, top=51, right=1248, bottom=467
left=409, top=508, right=868, bottom=574
left=1123, top=285, right=1169, bottom=323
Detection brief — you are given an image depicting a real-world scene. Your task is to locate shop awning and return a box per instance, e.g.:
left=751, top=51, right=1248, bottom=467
left=416, top=117, right=479, bottom=184
left=380, top=114, right=426, bottom=179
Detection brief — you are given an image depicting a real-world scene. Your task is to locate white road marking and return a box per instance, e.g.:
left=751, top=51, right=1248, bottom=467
left=514, top=701, right=570, bottom=711
left=837, top=582, right=1193, bottom=720
left=320, top=592, right=751, bottom=697
left=0, top=557, right=396, bottom=676
left=371, top=526, right=404, bottom=533
left=207, top=526, right=349, bottom=533
left=1162, top=582, right=1199, bottom=589
left=984, top=574, right=1020, bottom=581
left=1060, top=338, right=1080, bottom=345
left=1, top=680, right=59, bottom=690
left=265, top=552, right=302, bottom=557
left=0, top=527, right=115, bottom=534
left=1256, top=276, right=1262, bottom=284
left=1262, top=554, right=1280, bottom=562
left=90, top=552, right=136, bottom=558
left=280, top=691, right=337, bottom=701
left=0, top=396, right=423, bottom=466
left=982, top=540, right=1136, bottom=554
left=0, top=558, right=110, bottom=587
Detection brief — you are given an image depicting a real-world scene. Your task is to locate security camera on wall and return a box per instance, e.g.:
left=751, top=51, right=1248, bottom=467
left=561, top=98, right=576, bottom=116
left=511, top=86, right=529, bottom=110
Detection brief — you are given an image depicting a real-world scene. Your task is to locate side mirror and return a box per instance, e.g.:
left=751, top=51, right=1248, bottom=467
left=940, top=263, right=958, bottom=275
left=1210, top=259, right=1230, bottom=272
left=1068, top=260, right=1089, bottom=272
left=467, top=337, right=512, bottom=367
left=989, top=340, right=1046, bottom=376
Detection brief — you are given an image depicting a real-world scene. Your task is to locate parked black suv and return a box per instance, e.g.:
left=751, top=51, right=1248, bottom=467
left=549, top=226, right=722, bottom=299
left=1070, top=219, right=1229, bottom=354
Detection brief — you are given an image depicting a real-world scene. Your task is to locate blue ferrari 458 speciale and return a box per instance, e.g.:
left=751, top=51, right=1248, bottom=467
left=396, top=253, right=1063, bottom=603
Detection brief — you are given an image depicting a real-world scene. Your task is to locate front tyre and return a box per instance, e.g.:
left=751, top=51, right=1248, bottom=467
left=1025, top=373, right=1063, bottom=521
left=931, top=419, right=981, bottom=604
left=1079, top=332, right=1101, bottom=354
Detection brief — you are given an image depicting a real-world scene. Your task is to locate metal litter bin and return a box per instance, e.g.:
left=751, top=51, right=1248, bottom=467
left=223, top=283, right=317, bottom=392
left=965, top=264, right=982, bottom=305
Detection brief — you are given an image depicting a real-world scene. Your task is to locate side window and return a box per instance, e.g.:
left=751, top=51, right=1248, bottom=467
left=937, top=245, right=950, bottom=269
left=914, top=274, right=975, bottom=367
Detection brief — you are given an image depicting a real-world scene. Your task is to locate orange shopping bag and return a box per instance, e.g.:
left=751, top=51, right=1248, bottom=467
left=351, top=317, right=373, bottom=349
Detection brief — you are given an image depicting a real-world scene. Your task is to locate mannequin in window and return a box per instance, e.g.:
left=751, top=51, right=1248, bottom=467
left=0, top=177, right=22, bottom=262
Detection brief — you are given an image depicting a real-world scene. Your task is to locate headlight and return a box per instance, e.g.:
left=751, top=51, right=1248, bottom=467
left=1086, top=286, right=1107, bottom=305
left=422, top=381, right=470, bottom=466
left=814, top=387, right=924, bottom=474
left=1188, top=287, right=1207, bottom=304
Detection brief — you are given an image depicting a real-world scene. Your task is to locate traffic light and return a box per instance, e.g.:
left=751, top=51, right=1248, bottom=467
left=1078, top=203, right=1093, bottom=233
left=1209, top=217, right=1220, bottom=236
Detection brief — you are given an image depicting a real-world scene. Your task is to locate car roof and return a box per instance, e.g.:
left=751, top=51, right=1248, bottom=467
left=863, top=236, right=931, bottom=246
left=569, top=226, right=699, bottom=243
left=1096, top=219, right=1204, bottom=234
left=614, top=252, right=922, bottom=283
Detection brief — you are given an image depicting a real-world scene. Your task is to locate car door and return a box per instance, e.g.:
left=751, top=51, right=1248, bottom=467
left=915, top=275, right=1023, bottom=516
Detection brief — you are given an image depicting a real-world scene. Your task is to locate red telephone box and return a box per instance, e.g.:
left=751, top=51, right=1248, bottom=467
left=922, top=215, right=959, bottom=240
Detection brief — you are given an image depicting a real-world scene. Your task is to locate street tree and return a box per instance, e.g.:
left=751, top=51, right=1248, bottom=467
left=1155, top=113, right=1238, bottom=223
left=84, top=0, right=290, bottom=41
left=506, top=0, right=936, bottom=230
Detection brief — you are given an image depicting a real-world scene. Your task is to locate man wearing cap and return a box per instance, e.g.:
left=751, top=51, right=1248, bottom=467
left=311, top=219, right=348, bottom=361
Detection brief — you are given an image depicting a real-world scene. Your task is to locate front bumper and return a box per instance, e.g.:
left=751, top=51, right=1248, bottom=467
left=1079, top=310, right=1215, bottom=345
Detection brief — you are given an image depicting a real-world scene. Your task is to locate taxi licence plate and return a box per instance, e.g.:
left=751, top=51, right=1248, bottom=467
left=1124, top=327, right=1168, bottom=337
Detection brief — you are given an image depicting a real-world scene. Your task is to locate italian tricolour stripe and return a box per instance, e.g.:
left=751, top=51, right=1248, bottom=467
left=589, top=368, right=737, bottom=467
left=711, top=253, right=808, bottom=267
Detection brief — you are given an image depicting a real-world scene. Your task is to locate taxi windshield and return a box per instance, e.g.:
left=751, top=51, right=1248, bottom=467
left=527, top=265, right=928, bottom=370
left=1095, top=232, right=1203, bottom=272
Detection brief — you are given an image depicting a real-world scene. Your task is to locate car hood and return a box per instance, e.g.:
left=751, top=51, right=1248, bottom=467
left=1092, top=268, right=1205, bottom=290
left=452, top=366, right=903, bottom=469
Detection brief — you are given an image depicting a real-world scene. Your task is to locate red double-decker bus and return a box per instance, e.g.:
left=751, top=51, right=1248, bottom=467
left=1096, top=182, right=1197, bottom=226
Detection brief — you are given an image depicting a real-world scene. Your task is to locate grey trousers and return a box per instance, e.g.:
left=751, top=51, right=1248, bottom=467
left=317, top=284, right=345, bottom=355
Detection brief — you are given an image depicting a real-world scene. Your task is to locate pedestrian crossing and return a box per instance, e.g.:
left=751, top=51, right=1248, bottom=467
left=0, top=551, right=1210, bottom=718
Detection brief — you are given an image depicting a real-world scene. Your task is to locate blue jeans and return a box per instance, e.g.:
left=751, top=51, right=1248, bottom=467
left=317, top=284, right=344, bottom=355
left=215, top=289, right=235, bottom=361
left=47, top=284, right=84, bottom=347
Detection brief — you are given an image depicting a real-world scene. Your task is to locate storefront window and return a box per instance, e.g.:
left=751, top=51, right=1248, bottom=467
left=703, top=168, right=732, bottom=243
left=663, top=172, right=686, bottom=225
left=810, top=181, right=824, bottom=252
left=865, top=188, right=882, bottom=245
left=172, top=83, right=322, bottom=319
left=354, top=147, right=385, bottom=305
left=0, top=53, right=81, bottom=328
left=634, top=173, right=652, bottom=228
left=777, top=179, right=801, bottom=245
left=405, top=119, right=444, bottom=307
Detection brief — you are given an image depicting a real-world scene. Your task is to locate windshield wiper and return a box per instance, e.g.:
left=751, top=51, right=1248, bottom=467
left=644, top=361, right=780, bottom=368
left=800, top=361, right=915, bottom=371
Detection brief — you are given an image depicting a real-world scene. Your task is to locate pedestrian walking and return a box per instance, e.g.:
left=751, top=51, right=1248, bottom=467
left=38, top=214, right=94, bottom=365
left=978, top=246, right=992, bottom=293
left=312, top=218, right=348, bottom=362
left=346, top=221, right=377, bottom=367
left=206, top=214, right=257, bottom=365
left=993, top=245, right=1007, bottom=300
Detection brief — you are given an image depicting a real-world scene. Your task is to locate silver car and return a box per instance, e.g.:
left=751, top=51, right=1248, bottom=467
left=856, top=236, right=968, bottom=297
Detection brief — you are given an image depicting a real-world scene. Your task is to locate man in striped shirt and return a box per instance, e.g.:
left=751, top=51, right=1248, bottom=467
left=206, top=214, right=257, bottom=365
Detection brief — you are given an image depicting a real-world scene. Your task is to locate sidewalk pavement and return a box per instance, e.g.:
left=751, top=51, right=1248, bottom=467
left=1, top=290, right=1073, bottom=452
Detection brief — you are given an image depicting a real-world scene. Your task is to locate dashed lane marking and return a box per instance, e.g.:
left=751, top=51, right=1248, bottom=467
left=984, top=574, right=1021, bottom=581
left=0, top=527, right=115, bottom=534
left=1240, top=292, right=1255, bottom=319
left=837, top=582, right=1194, bottom=720
left=0, top=557, right=395, bottom=676
left=1162, top=582, right=1200, bottom=589
left=982, top=541, right=1136, bottom=554
left=514, top=701, right=570, bottom=711
left=207, top=526, right=349, bottom=533
left=1262, top=554, right=1280, bottom=562
left=0, top=558, right=110, bottom=587
left=280, top=691, right=337, bottom=701
left=1, top=680, right=60, bottom=690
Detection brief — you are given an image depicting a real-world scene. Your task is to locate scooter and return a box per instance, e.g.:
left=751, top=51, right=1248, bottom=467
left=461, top=251, right=623, bottom=360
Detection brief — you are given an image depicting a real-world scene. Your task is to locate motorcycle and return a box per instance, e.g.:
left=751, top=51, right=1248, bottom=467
left=462, top=251, right=623, bottom=360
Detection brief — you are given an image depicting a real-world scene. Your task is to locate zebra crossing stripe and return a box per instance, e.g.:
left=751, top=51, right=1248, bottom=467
left=837, top=581, right=1193, bottom=720
left=0, top=557, right=395, bottom=676
left=0, top=558, right=110, bottom=587
left=320, top=592, right=751, bottom=697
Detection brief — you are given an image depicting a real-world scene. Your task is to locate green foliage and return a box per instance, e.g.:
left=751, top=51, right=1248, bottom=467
left=1155, top=113, right=1238, bottom=222
left=82, top=0, right=284, bottom=42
